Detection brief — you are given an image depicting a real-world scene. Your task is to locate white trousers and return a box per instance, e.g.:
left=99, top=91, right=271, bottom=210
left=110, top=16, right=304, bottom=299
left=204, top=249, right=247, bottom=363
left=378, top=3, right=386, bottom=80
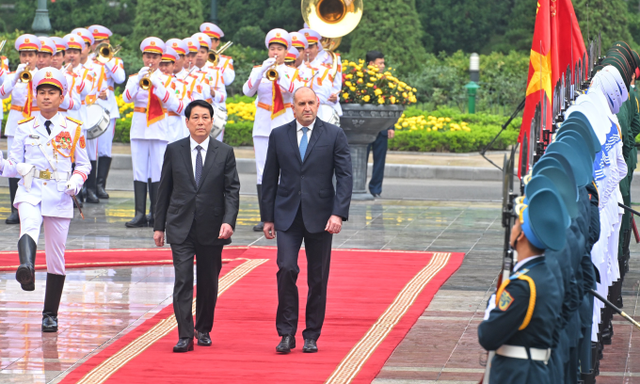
left=215, top=129, right=224, bottom=142
left=131, top=138, right=167, bottom=182
left=18, top=202, right=71, bottom=275
left=97, top=118, right=116, bottom=157
left=86, top=135, right=98, bottom=161
left=253, top=136, right=269, bottom=184
left=7, top=136, right=13, bottom=154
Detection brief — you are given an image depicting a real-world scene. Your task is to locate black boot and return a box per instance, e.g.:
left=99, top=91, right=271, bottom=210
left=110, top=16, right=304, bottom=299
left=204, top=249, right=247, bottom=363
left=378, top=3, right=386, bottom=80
left=96, top=156, right=111, bottom=199
left=253, top=184, right=264, bottom=232
left=125, top=181, right=148, bottom=228
left=146, top=181, right=159, bottom=228
left=16, top=235, right=37, bottom=291
left=85, top=160, right=100, bottom=203
left=6, top=178, right=19, bottom=224
left=42, top=273, right=65, bottom=332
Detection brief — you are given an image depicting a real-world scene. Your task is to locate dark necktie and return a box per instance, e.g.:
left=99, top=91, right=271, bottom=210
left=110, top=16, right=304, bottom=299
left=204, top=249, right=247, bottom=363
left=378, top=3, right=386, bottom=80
left=44, top=120, right=52, bottom=136
left=195, top=145, right=203, bottom=186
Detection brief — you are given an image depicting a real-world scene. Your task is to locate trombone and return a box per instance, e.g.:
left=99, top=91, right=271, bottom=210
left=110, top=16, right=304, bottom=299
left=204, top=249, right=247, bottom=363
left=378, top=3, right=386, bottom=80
left=94, top=43, right=122, bottom=64
left=207, top=41, right=233, bottom=66
left=0, top=40, right=6, bottom=55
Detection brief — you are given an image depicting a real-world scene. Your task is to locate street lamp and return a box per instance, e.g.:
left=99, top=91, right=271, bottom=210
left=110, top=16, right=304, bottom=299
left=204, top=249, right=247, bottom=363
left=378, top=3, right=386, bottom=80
left=32, top=0, right=52, bottom=36
left=210, top=0, right=218, bottom=23
left=465, top=53, right=480, bottom=114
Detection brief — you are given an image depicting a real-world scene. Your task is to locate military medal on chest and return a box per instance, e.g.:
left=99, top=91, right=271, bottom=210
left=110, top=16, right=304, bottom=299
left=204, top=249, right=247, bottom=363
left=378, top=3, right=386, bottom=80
left=54, top=131, right=73, bottom=150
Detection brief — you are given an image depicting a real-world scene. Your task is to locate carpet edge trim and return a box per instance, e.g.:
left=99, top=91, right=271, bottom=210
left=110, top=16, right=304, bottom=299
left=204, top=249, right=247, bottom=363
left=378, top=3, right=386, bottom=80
left=75, top=258, right=268, bottom=384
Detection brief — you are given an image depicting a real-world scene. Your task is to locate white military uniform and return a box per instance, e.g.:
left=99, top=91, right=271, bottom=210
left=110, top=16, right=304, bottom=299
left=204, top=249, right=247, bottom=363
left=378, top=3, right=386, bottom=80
left=123, top=70, right=180, bottom=182
left=94, top=57, right=126, bottom=157
left=2, top=113, right=90, bottom=274
left=243, top=60, right=298, bottom=183
left=200, top=22, right=235, bottom=86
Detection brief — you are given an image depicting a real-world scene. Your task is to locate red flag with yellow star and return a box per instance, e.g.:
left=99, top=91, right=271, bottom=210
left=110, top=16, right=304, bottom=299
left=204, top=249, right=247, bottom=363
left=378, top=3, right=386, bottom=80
left=518, top=0, right=555, bottom=176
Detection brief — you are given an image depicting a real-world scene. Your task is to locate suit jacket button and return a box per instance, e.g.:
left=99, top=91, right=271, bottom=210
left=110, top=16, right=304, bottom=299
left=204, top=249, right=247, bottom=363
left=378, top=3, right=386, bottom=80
left=43, top=182, right=47, bottom=185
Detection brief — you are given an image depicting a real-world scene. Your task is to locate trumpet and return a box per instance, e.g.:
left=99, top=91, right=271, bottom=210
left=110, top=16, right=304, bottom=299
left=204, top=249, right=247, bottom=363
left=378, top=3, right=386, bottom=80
left=0, top=40, right=6, bottom=54
left=266, top=56, right=279, bottom=81
left=139, top=67, right=157, bottom=90
left=19, top=64, right=32, bottom=83
left=208, top=41, right=234, bottom=66
left=94, top=43, right=122, bottom=64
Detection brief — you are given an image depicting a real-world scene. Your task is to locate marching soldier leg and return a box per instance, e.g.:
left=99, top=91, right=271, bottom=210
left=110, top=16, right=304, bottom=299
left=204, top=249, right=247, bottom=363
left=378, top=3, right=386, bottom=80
left=6, top=177, right=20, bottom=224
left=147, top=181, right=159, bottom=228
left=126, top=139, right=150, bottom=227
left=16, top=202, right=44, bottom=291
left=41, top=215, right=70, bottom=332
left=85, top=160, right=100, bottom=204
left=96, top=119, right=116, bottom=199
left=96, top=156, right=112, bottom=199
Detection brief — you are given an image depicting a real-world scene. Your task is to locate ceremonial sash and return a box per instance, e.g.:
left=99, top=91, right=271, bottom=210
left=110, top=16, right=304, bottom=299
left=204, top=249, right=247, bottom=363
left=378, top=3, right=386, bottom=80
left=22, top=80, right=33, bottom=118
left=146, top=80, right=165, bottom=127
left=271, top=79, right=285, bottom=119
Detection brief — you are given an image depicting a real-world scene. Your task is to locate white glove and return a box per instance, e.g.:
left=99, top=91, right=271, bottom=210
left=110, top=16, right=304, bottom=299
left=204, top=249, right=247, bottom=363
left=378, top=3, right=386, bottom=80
left=152, top=82, right=168, bottom=99
left=13, top=64, right=27, bottom=85
left=261, top=58, right=276, bottom=70
left=65, top=174, right=84, bottom=196
left=139, top=66, right=150, bottom=78
left=0, top=150, right=4, bottom=171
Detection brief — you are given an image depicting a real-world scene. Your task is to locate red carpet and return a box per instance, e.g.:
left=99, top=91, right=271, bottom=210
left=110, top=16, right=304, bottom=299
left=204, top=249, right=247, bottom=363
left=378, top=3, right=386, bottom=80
left=0, top=246, right=248, bottom=271
left=61, top=247, right=464, bottom=384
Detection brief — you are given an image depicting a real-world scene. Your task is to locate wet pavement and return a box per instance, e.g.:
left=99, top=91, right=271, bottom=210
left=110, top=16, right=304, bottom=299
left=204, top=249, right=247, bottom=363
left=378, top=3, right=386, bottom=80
left=0, top=190, right=637, bottom=383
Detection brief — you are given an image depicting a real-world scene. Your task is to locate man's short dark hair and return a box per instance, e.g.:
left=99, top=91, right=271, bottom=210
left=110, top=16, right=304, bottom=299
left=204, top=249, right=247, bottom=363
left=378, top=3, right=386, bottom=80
left=365, top=50, right=384, bottom=64
left=185, top=100, right=214, bottom=119
left=36, top=84, right=62, bottom=95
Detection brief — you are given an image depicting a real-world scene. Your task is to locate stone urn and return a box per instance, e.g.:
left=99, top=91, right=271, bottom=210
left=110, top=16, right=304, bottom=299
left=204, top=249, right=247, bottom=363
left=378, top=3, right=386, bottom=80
left=340, top=104, right=404, bottom=200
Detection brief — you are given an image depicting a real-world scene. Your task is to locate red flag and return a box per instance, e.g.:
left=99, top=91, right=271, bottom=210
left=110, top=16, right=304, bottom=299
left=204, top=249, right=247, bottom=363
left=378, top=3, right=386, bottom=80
left=518, top=0, right=553, bottom=176
left=271, top=80, right=286, bottom=119
left=517, top=0, right=586, bottom=176
left=146, top=87, right=165, bottom=127
left=23, top=80, right=33, bottom=118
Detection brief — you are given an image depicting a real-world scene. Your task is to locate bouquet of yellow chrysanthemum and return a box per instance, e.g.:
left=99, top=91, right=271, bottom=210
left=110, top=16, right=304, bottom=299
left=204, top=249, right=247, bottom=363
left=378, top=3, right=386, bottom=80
left=340, top=59, right=418, bottom=106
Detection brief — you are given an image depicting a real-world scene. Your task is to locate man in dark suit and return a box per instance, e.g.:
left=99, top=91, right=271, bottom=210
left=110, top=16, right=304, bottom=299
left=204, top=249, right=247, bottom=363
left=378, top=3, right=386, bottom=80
left=365, top=50, right=394, bottom=198
left=261, top=87, right=353, bottom=354
left=153, top=100, right=240, bottom=353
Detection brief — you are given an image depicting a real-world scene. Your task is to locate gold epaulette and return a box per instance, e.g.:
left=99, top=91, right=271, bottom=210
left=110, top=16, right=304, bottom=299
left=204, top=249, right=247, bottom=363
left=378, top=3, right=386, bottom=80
left=321, top=63, right=331, bottom=69
left=66, top=116, right=83, bottom=126
left=220, top=55, right=231, bottom=59
left=18, top=116, right=35, bottom=124
left=129, top=73, right=138, bottom=78
left=254, top=65, right=261, bottom=68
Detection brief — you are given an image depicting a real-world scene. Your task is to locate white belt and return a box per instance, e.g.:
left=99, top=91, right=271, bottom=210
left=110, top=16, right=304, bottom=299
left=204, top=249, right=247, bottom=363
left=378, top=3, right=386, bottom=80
left=495, top=345, right=551, bottom=364
left=32, top=169, right=70, bottom=181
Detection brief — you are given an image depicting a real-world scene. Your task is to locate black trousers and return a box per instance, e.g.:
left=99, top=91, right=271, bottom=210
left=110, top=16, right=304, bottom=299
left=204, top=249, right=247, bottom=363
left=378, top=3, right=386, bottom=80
left=366, top=130, right=388, bottom=195
left=171, top=221, right=223, bottom=339
left=276, top=207, right=332, bottom=340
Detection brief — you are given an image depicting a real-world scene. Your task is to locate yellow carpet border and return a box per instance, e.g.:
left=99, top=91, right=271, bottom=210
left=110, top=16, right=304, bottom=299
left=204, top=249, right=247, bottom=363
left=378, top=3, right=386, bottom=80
left=325, top=252, right=452, bottom=384
left=75, top=258, right=267, bottom=384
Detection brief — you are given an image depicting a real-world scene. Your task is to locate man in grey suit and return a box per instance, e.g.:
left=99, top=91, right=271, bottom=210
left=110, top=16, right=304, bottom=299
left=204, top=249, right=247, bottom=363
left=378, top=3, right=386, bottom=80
left=261, top=87, right=353, bottom=354
left=153, top=100, right=240, bottom=353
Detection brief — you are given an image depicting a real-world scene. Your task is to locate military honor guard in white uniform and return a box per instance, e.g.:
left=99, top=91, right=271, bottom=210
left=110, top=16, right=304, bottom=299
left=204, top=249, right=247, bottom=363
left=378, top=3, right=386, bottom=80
left=87, top=25, right=126, bottom=201
left=0, top=67, right=90, bottom=332
left=298, top=28, right=341, bottom=125
left=49, top=37, right=81, bottom=117
left=158, top=46, right=192, bottom=143
left=0, top=34, right=41, bottom=224
left=166, top=38, right=190, bottom=80
left=243, top=29, right=299, bottom=231
left=122, top=37, right=180, bottom=228
left=190, top=32, right=227, bottom=141
left=200, top=22, right=235, bottom=86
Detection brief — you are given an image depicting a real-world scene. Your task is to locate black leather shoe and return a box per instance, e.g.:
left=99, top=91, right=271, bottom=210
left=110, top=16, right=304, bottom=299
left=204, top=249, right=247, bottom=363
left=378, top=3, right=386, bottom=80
left=276, top=335, right=295, bottom=353
left=173, top=338, right=194, bottom=352
left=196, top=330, right=211, bottom=346
left=253, top=222, right=264, bottom=232
left=372, top=193, right=381, bottom=198
left=42, top=314, right=58, bottom=332
left=302, top=339, right=318, bottom=353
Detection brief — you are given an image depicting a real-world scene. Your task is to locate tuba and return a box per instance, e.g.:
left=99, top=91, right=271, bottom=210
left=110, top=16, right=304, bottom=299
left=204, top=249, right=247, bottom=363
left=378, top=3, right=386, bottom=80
left=301, top=0, right=363, bottom=75
left=94, top=43, right=121, bottom=64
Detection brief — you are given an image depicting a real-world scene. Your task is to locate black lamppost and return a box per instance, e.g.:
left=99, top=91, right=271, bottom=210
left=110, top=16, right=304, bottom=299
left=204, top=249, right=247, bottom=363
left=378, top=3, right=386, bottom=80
left=32, top=0, right=52, bottom=36
left=210, top=0, right=218, bottom=23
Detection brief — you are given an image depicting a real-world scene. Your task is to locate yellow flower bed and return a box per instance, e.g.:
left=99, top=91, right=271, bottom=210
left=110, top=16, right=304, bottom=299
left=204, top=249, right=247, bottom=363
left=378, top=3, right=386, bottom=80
left=341, top=60, right=418, bottom=105
left=2, top=97, right=10, bottom=114
left=394, top=114, right=471, bottom=132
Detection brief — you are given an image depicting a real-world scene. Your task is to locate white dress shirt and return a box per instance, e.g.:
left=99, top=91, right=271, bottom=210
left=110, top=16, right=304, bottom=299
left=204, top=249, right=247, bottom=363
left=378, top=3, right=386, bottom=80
left=296, top=118, right=316, bottom=146
left=190, top=136, right=210, bottom=179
